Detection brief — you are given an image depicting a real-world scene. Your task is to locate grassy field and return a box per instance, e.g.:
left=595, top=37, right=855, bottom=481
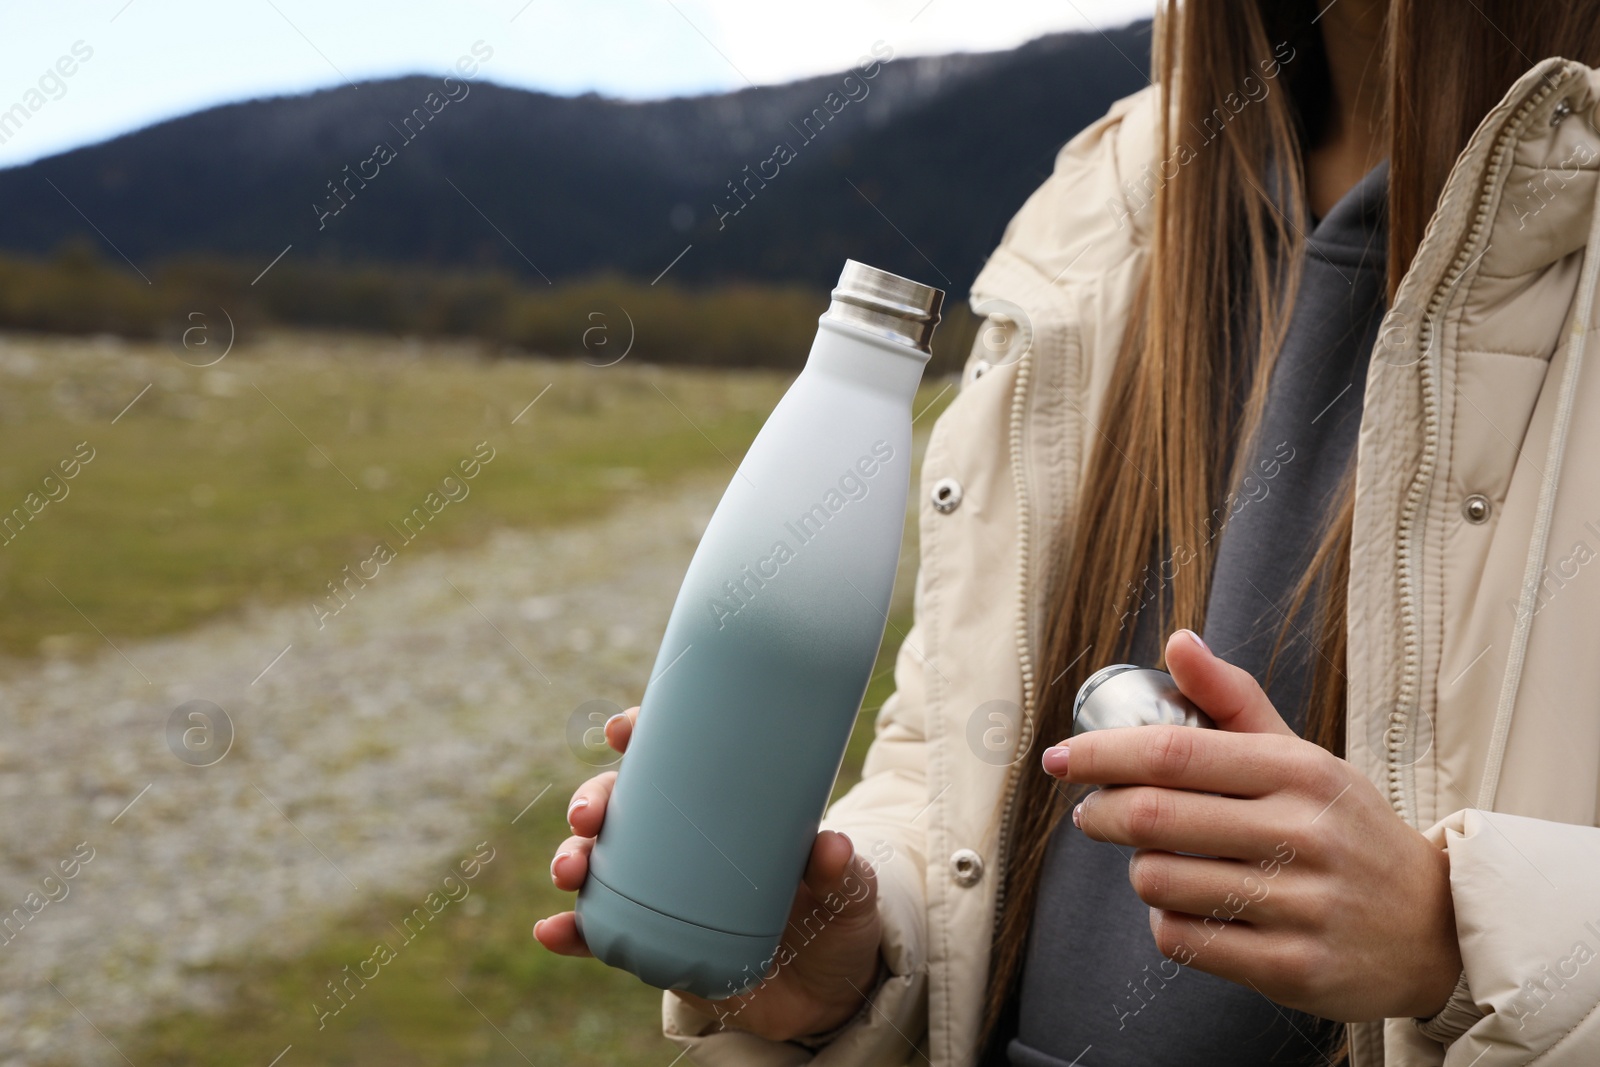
left=0, top=331, right=804, bottom=657
left=2, top=331, right=947, bottom=1065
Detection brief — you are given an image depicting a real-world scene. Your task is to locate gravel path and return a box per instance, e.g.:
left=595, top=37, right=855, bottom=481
left=0, top=473, right=732, bottom=1065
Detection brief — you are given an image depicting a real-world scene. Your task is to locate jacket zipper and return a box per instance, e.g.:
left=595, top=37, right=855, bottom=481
left=1387, top=69, right=1571, bottom=821
left=990, top=338, right=1039, bottom=930
left=972, top=62, right=1573, bottom=1067
left=988, top=64, right=1571, bottom=894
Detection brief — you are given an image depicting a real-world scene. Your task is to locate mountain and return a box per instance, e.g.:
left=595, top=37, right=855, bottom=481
left=0, top=23, right=1151, bottom=297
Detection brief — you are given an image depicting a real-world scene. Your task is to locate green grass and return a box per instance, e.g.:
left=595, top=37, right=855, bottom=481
left=5, top=330, right=952, bottom=1063
left=118, top=795, right=670, bottom=1066
left=0, top=332, right=801, bottom=656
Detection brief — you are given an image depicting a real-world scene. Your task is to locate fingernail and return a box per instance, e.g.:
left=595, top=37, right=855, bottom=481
left=550, top=851, right=571, bottom=883
left=533, top=919, right=545, bottom=939
left=567, top=796, right=588, bottom=824
left=1072, top=802, right=1083, bottom=829
left=604, top=712, right=626, bottom=730
left=1041, top=744, right=1069, bottom=776
left=1180, top=628, right=1209, bottom=654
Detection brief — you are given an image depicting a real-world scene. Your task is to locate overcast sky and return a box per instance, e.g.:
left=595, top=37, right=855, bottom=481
left=0, top=0, right=1154, bottom=169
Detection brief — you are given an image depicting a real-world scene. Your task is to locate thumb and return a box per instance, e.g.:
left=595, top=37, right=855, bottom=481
left=1165, top=629, right=1294, bottom=737
left=802, top=830, right=878, bottom=919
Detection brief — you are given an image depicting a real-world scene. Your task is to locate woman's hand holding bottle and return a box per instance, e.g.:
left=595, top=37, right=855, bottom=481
left=537, top=706, right=887, bottom=1042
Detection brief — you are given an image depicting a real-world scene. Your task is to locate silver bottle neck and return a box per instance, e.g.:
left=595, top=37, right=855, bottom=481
left=820, top=260, right=944, bottom=354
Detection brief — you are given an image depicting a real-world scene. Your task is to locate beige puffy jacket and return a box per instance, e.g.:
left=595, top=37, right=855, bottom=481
left=663, top=58, right=1600, bottom=1067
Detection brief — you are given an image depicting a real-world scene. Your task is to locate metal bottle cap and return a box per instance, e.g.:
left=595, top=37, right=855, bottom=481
left=1072, top=664, right=1214, bottom=735
left=821, top=260, right=944, bottom=353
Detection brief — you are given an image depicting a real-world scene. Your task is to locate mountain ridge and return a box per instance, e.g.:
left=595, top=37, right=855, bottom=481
left=0, top=22, right=1152, bottom=296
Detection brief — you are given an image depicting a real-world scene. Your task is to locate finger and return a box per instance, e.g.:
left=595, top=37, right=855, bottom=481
left=533, top=911, right=593, bottom=957
left=1076, top=785, right=1283, bottom=858
left=1059, top=723, right=1302, bottom=796
left=550, top=834, right=594, bottom=892
left=1165, top=629, right=1295, bottom=737
left=604, top=706, right=640, bottom=753
left=800, top=830, right=878, bottom=919
left=1147, top=907, right=1307, bottom=1003
left=566, top=771, right=618, bottom=837
left=1127, top=849, right=1291, bottom=921
left=801, top=830, right=859, bottom=895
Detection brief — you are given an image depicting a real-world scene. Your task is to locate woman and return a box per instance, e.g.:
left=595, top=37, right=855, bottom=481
left=539, top=0, right=1600, bottom=1063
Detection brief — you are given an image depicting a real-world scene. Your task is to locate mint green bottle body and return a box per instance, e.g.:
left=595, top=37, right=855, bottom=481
left=576, top=262, right=941, bottom=999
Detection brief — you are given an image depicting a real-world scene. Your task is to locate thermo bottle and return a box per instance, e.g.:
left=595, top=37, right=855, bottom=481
left=1072, top=664, right=1214, bottom=734
left=575, top=261, right=943, bottom=999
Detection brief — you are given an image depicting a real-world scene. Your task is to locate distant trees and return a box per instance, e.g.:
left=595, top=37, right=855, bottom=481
left=0, top=245, right=975, bottom=375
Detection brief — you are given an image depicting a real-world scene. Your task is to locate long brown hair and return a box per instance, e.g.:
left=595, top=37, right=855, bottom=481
left=980, top=0, right=1600, bottom=1055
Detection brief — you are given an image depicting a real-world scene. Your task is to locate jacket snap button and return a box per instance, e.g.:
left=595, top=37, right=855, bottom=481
left=1551, top=99, right=1574, bottom=126
left=950, top=848, right=983, bottom=887
left=972, top=360, right=993, bottom=380
left=1463, top=494, right=1492, bottom=524
left=932, top=477, right=963, bottom=514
